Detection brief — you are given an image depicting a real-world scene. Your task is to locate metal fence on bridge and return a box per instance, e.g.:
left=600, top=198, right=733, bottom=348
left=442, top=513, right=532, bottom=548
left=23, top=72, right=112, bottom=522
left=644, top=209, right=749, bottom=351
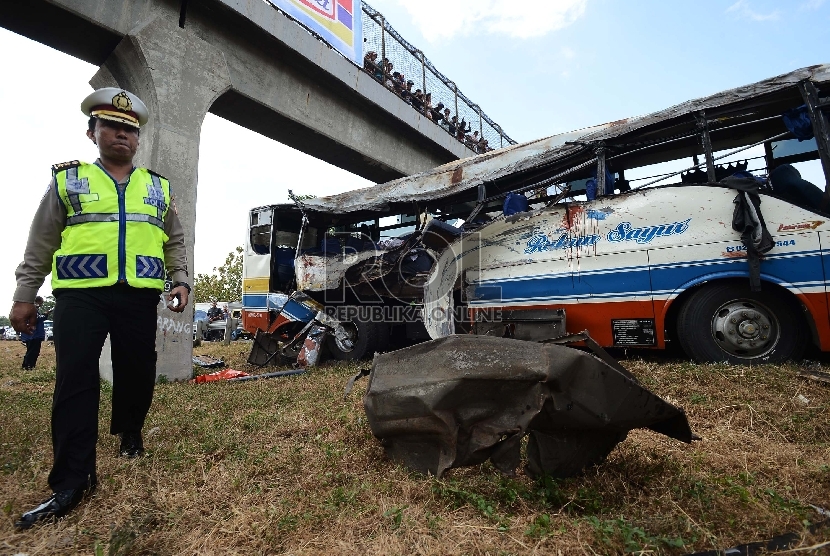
left=361, top=2, right=516, bottom=150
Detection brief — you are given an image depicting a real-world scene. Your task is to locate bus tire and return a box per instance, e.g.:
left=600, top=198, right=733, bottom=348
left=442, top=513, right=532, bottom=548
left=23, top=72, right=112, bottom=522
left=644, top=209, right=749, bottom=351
left=326, top=315, right=389, bottom=361
left=676, top=283, right=806, bottom=364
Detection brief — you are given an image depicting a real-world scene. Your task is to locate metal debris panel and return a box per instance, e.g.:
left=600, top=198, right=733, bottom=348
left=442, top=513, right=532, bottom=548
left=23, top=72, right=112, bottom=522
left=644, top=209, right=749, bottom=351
left=364, top=335, right=694, bottom=478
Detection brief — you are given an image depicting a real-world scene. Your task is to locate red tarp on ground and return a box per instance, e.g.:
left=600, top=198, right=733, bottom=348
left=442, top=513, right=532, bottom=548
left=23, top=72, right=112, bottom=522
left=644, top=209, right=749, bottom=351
left=191, top=369, right=250, bottom=383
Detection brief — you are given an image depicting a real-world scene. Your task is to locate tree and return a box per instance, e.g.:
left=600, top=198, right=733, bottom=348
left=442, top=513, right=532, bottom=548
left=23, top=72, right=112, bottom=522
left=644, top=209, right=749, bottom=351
left=41, top=295, right=56, bottom=315
left=0, top=316, right=9, bottom=326
left=193, top=246, right=243, bottom=303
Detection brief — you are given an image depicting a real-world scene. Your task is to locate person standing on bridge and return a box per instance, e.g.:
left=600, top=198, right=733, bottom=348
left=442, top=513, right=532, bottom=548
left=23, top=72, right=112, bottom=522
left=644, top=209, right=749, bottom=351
left=10, top=87, right=190, bottom=529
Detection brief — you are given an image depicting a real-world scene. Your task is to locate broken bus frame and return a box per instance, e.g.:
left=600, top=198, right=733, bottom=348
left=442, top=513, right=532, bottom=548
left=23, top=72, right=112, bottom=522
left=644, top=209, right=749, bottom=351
left=241, top=64, right=830, bottom=364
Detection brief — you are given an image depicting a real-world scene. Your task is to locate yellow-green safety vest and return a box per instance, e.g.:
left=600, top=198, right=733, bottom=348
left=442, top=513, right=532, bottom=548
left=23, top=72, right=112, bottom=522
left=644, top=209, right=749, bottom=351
left=51, top=161, right=171, bottom=291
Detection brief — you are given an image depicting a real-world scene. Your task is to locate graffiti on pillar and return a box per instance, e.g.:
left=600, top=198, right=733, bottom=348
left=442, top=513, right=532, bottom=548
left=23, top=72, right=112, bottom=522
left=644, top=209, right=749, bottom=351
left=157, top=315, right=191, bottom=336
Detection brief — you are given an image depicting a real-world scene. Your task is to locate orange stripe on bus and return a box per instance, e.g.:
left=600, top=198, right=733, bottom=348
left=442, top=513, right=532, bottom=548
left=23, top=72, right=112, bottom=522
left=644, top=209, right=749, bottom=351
left=484, top=301, right=657, bottom=348
left=490, top=290, right=830, bottom=351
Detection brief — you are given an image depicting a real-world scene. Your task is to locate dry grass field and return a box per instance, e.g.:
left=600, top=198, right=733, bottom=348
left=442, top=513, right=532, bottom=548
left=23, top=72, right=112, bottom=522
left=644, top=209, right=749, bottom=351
left=1, top=338, right=829, bottom=555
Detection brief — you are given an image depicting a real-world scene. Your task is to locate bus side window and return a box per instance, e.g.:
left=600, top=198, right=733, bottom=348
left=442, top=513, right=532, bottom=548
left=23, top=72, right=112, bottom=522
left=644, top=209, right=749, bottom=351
left=251, top=226, right=270, bottom=254
left=250, top=210, right=272, bottom=255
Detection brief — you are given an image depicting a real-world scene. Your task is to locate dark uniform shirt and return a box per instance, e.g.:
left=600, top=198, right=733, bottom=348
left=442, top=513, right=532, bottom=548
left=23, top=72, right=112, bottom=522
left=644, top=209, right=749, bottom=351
left=207, top=306, right=224, bottom=322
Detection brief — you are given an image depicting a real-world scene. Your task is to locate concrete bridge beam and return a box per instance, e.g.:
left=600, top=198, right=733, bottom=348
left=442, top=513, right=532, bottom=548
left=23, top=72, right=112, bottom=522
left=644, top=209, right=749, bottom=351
left=92, top=15, right=232, bottom=381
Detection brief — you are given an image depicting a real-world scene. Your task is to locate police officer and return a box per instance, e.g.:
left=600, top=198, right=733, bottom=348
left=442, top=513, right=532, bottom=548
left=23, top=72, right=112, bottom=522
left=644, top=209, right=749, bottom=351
left=207, top=299, right=224, bottom=323
left=10, top=88, right=190, bottom=529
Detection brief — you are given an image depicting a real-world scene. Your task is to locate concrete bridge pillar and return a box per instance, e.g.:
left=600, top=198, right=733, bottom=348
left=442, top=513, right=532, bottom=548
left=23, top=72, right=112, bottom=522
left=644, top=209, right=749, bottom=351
left=91, top=15, right=232, bottom=381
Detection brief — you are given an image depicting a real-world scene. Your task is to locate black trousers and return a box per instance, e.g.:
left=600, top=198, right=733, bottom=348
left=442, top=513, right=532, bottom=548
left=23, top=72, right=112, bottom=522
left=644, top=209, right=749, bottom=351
left=22, top=338, right=43, bottom=369
left=49, top=285, right=160, bottom=491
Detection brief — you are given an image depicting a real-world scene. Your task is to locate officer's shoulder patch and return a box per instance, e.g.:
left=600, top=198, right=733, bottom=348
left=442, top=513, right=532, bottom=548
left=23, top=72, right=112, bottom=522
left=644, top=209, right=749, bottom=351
left=51, top=160, right=81, bottom=174
left=147, top=168, right=168, bottom=181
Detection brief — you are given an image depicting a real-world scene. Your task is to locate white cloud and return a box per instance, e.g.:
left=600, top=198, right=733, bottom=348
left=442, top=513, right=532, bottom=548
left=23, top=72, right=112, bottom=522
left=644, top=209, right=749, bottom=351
left=799, top=0, right=826, bottom=10
left=726, top=0, right=781, bottom=21
left=394, top=0, right=588, bottom=41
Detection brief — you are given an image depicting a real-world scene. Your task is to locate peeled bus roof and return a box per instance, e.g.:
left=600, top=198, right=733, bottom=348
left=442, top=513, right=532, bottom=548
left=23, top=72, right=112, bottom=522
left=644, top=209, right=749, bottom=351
left=281, top=63, right=830, bottom=216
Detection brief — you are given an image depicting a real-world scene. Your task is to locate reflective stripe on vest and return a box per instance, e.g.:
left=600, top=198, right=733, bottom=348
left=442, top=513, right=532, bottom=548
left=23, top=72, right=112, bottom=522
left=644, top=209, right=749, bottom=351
left=136, top=255, right=165, bottom=279
left=52, top=162, right=171, bottom=290
left=56, top=254, right=108, bottom=280
left=65, top=212, right=164, bottom=229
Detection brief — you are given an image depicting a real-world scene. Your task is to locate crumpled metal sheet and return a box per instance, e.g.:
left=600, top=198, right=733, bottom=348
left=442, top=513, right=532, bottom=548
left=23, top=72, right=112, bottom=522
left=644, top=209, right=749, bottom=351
left=296, top=249, right=382, bottom=291
left=363, top=335, right=694, bottom=478
left=297, top=325, right=329, bottom=367
left=192, top=355, right=225, bottom=368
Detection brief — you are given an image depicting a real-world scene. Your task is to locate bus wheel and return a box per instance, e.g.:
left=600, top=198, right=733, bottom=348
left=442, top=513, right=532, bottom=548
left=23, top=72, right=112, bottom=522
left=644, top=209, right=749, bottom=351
left=326, top=317, right=389, bottom=361
left=676, top=283, right=805, bottom=364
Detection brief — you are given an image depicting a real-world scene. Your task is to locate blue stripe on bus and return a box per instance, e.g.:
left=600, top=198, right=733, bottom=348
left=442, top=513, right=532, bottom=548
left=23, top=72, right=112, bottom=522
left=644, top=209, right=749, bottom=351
left=473, top=267, right=652, bottom=303
left=280, top=299, right=317, bottom=322
left=472, top=251, right=826, bottom=304
left=651, top=251, right=825, bottom=292
left=475, top=249, right=823, bottom=286
left=242, top=296, right=317, bottom=324
left=242, top=294, right=268, bottom=308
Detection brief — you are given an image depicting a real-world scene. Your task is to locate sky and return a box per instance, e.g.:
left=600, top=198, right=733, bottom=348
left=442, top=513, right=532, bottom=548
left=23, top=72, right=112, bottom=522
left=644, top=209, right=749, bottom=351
left=0, top=0, right=828, bottom=311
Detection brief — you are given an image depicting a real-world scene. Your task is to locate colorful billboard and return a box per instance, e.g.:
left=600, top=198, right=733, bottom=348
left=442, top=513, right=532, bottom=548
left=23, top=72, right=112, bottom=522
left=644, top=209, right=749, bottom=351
left=268, top=0, right=362, bottom=65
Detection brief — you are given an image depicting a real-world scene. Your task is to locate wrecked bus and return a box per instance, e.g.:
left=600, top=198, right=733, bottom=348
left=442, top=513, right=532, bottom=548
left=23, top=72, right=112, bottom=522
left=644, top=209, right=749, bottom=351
left=242, top=63, right=830, bottom=365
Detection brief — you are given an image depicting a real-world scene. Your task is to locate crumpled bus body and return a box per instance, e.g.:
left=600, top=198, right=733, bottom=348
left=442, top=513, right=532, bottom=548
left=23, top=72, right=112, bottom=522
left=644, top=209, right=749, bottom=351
left=241, top=63, right=830, bottom=364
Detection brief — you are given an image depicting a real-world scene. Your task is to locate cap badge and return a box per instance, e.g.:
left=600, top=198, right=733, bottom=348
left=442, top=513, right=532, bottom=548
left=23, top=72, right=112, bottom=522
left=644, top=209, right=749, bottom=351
left=112, top=91, right=133, bottom=112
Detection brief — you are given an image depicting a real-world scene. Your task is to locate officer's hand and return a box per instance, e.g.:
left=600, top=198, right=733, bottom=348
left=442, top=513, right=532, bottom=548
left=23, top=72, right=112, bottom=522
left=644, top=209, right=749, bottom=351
left=167, top=286, right=189, bottom=312
left=10, top=302, right=37, bottom=335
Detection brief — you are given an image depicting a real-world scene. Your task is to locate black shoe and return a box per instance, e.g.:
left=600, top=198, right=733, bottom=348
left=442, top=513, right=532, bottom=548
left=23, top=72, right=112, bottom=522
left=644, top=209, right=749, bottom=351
left=118, top=431, right=144, bottom=458
left=14, top=486, right=94, bottom=529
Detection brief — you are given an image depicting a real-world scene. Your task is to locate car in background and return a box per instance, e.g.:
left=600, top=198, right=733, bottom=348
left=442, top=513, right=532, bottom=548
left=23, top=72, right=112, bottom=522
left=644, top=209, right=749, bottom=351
left=193, top=302, right=248, bottom=342
left=3, top=327, right=18, bottom=341
left=194, top=309, right=208, bottom=325
left=44, top=320, right=53, bottom=341
left=193, top=309, right=208, bottom=342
